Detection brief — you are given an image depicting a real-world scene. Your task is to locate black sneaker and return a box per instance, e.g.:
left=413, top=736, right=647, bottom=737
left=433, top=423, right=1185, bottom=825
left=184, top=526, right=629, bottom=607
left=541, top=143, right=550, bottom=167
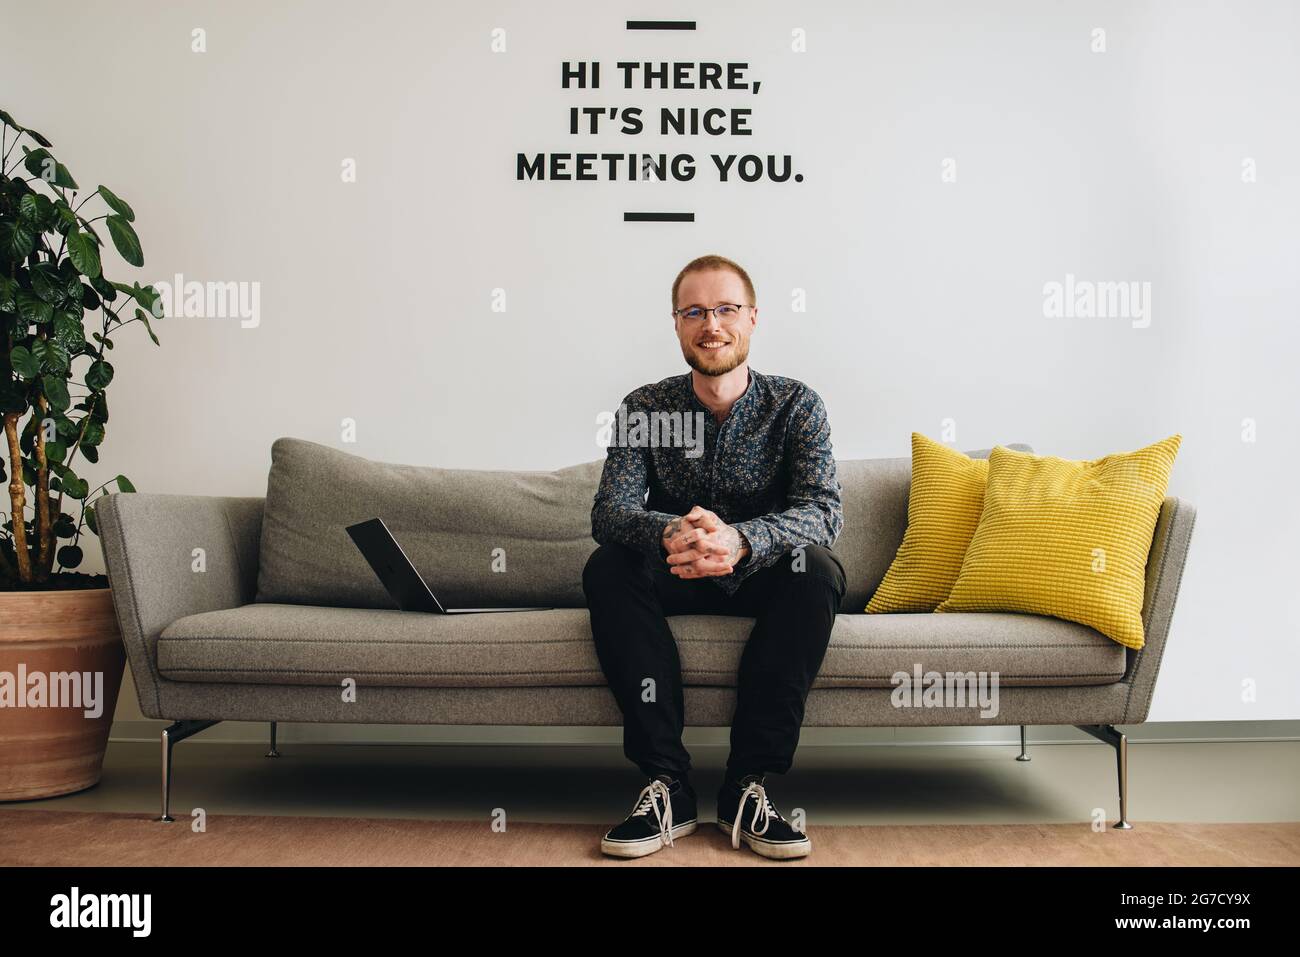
left=600, top=774, right=699, bottom=858
left=716, top=773, right=811, bottom=860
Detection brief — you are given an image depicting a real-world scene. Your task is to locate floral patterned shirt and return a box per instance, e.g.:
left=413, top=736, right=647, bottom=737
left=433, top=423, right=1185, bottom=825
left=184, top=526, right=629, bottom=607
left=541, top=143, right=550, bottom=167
left=591, top=367, right=844, bottom=594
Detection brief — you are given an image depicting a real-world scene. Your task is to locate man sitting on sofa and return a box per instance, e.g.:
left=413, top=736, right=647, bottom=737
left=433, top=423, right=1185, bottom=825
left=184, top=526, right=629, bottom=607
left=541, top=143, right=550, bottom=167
left=584, top=254, right=847, bottom=860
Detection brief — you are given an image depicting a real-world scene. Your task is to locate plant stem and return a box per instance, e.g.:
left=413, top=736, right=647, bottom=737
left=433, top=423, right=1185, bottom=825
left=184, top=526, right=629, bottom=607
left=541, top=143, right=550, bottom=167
left=33, top=394, right=52, bottom=579
left=3, top=412, right=32, bottom=582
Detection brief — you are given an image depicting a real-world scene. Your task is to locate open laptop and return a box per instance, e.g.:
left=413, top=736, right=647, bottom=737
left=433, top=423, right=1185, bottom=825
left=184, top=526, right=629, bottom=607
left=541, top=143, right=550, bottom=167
left=346, top=518, right=550, bottom=614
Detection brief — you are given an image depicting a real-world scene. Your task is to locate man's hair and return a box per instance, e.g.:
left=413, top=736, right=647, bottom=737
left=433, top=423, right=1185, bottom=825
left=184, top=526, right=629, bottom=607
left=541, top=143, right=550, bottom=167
left=671, top=255, right=757, bottom=311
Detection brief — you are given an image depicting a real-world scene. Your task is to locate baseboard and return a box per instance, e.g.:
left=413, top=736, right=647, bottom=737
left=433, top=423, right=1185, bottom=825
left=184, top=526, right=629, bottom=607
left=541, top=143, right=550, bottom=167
left=108, top=719, right=1300, bottom=747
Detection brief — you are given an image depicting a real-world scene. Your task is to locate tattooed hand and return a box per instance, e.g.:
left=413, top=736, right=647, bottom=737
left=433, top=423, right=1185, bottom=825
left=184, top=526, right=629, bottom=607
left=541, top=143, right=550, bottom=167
left=661, top=505, right=750, bottom=578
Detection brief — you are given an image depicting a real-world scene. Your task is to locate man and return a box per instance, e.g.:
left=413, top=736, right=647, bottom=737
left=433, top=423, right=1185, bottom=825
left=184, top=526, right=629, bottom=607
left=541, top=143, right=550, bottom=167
left=584, top=254, right=847, bottom=860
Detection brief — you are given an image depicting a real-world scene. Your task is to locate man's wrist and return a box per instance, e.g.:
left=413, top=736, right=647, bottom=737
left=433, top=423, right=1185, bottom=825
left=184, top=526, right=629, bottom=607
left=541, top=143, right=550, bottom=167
left=730, top=521, right=763, bottom=567
left=734, top=529, right=753, bottom=566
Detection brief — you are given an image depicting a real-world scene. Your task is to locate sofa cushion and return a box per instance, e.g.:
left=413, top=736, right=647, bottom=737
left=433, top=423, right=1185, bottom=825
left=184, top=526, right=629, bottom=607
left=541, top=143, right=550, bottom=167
left=158, top=603, right=1126, bottom=689
left=255, top=438, right=604, bottom=609
left=254, top=436, right=1032, bottom=613
left=937, top=436, right=1181, bottom=649
left=866, top=433, right=991, bottom=614
left=834, top=443, right=1031, bottom=612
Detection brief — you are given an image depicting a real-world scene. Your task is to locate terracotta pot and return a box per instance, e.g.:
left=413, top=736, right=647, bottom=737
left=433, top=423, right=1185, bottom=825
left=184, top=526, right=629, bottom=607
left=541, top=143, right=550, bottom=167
left=0, top=587, right=125, bottom=800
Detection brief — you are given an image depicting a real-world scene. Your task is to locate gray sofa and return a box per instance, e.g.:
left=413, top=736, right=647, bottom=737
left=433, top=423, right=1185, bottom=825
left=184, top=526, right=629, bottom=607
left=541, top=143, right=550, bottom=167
left=97, top=437, right=1196, bottom=827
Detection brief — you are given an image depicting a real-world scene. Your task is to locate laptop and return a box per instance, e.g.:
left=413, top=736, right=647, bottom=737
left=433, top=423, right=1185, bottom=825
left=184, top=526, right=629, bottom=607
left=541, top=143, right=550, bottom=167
left=346, top=518, right=550, bottom=614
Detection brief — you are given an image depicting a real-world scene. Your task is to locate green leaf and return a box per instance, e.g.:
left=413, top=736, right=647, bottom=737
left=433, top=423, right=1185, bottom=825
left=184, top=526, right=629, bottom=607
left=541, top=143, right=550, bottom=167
left=10, top=345, right=40, bottom=378
left=58, top=262, right=83, bottom=300
left=84, top=503, right=99, bottom=535
left=106, top=215, right=143, bottom=266
left=46, top=439, right=67, bottom=464
left=80, top=418, right=105, bottom=447
left=54, top=203, right=77, bottom=232
left=52, top=310, right=85, bottom=353
left=63, top=476, right=91, bottom=501
left=91, top=275, right=116, bottom=301
left=97, top=185, right=135, bottom=222
left=57, top=544, right=84, bottom=568
left=130, top=283, right=161, bottom=313
left=41, top=375, right=70, bottom=412
left=115, top=475, right=136, bottom=493
left=22, top=148, right=77, bottom=188
left=134, top=308, right=160, bottom=345
left=0, top=221, right=36, bottom=259
left=30, top=264, right=63, bottom=304
left=66, top=228, right=101, bottom=277
left=85, top=359, right=114, bottom=390
left=81, top=283, right=100, bottom=309
left=54, top=515, right=77, bottom=537
left=32, top=338, right=71, bottom=375
left=80, top=443, right=99, bottom=463
left=18, top=194, right=40, bottom=222
left=17, top=291, right=54, bottom=324
left=12, top=118, right=53, bottom=148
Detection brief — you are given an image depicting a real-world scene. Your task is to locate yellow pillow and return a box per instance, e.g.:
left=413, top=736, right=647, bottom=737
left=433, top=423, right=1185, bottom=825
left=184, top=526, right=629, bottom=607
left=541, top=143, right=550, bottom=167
left=866, top=433, right=989, bottom=613
left=934, top=435, right=1182, bottom=649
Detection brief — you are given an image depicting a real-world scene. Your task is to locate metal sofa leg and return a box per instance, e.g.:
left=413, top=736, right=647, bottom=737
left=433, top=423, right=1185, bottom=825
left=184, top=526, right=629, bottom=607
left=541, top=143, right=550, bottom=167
left=1076, top=724, right=1132, bottom=830
left=266, top=721, right=280, bottom=758
left=1016, top=725, right=1031, bottom=761
left=158, top=720, right=220, bottom=823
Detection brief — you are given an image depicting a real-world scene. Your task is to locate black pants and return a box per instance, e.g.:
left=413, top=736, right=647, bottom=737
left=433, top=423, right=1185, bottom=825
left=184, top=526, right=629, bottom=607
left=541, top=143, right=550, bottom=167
left=582, top=541, right=847, bottom=782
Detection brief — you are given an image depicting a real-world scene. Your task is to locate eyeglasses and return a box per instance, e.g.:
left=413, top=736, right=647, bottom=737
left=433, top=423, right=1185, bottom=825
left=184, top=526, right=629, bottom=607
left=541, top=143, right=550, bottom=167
left=672, top=303, right=753, bottom=321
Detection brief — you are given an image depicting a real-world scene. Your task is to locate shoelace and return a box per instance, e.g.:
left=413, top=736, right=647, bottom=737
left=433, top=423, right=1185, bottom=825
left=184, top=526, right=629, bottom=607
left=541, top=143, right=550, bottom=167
left=631, top=779, right=675, bottom=847
left=730, top=780, right=780, bottom=849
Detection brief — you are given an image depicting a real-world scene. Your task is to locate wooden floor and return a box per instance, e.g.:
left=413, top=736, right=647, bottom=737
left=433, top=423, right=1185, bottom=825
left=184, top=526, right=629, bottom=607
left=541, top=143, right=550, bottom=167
left=4, top=736, right=1297, bottom=865
left=3, top=808, right=1296, bottom=866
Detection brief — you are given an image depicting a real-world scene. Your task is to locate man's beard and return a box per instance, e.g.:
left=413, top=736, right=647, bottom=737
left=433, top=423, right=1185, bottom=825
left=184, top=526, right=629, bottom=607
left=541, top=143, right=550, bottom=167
left=682, top=337, right=749, bottom=377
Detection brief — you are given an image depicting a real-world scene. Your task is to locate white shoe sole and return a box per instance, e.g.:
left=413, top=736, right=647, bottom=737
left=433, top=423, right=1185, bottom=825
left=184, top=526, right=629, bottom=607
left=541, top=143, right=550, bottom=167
left=600, top=820, right=698, bottom=858
left=716, top=820, right=812, bottom=860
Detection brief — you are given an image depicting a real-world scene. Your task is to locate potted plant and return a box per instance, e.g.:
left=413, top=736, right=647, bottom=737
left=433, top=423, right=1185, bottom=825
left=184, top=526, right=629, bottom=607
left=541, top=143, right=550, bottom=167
left=1, top=108, right=160, bottom=799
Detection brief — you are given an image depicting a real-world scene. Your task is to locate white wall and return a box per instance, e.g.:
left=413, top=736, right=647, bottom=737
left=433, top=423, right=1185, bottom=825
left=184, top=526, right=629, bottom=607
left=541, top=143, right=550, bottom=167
left=3, top=0, right=1297, bottom=723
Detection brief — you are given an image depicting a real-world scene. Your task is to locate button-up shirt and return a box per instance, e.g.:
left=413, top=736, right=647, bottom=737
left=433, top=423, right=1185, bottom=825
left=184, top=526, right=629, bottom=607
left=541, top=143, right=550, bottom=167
left=591, top=367, right=844, bottom=594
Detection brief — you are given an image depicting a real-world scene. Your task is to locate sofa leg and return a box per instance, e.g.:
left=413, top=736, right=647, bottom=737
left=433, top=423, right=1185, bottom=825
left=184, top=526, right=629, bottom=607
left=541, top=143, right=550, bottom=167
left=266, top=721, right=280, bottom=758
left=1016, top=725, right=1031, bottom=762
left=158, top=719, right=220, bottom=823
left=1075, top=724, right=1132, bottom=830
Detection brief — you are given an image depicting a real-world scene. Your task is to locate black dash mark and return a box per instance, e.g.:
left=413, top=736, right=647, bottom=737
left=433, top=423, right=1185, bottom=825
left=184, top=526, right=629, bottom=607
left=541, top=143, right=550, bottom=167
left=626, top=20, right=697, bottom=30
left=624, top=212, right=695, bottom=222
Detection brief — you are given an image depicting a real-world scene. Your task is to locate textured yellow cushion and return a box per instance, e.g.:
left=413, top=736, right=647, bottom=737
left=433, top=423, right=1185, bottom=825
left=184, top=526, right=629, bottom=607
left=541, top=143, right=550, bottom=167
left=934, top=435, right=1182, bottom=649
left=866, top=433, right=989, bottom=614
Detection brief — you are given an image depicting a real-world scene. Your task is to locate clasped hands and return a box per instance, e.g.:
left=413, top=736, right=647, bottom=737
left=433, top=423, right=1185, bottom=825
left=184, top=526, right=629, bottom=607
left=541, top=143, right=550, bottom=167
left=661, top=506, right=750, bottom=578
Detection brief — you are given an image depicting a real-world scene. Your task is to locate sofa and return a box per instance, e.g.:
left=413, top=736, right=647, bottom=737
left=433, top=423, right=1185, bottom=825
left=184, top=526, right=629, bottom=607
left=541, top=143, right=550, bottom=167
left=97, top=437, right=1196, bottom=828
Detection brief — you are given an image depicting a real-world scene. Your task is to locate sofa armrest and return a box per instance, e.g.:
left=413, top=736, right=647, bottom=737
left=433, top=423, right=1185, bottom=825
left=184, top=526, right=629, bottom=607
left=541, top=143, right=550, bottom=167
left=1121, top=495, right=1197, bottom=723
left=97, top=492, right=264, bottom=719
